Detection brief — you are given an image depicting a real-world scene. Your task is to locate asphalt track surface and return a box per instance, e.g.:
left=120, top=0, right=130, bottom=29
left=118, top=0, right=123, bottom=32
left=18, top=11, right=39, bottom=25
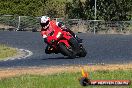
left=0, top=31, right=132, bottom=68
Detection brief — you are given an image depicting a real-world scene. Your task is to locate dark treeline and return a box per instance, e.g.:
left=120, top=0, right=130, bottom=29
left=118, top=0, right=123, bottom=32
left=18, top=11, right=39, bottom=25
left=0, top=0, right=131, bottom=21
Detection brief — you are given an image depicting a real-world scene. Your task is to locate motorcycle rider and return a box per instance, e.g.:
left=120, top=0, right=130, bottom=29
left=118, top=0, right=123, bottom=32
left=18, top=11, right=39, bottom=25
left=40, top=16, right=82, bottom=54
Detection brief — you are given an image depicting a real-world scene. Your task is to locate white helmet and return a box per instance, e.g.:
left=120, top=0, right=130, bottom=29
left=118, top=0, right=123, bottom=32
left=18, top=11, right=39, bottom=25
left=40, top=16, right=50, bottom=29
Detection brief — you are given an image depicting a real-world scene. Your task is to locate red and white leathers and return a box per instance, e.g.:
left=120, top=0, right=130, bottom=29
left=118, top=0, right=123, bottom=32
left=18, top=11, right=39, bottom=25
left=41, top=20, right=64, bottom=54
left=41, top=20, right=82, bottom=44
left=40, top=19, right=82, bottom=54
left=40, top=20, right=63, bottom=44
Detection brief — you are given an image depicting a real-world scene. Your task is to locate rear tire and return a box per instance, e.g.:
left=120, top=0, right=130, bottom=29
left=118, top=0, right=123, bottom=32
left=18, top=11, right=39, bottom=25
left=58, top=43, right=75, bottom=58
left=78, top=45, right=87, bottom=57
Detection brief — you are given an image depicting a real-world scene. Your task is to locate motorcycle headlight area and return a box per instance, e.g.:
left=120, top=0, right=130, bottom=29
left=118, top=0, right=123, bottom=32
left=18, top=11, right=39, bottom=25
left=56, top=32, right=62, bottom=38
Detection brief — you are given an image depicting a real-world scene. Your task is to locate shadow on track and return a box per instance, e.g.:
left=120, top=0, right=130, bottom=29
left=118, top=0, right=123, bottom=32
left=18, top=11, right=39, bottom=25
left=42, top=56, right=81, bottom=60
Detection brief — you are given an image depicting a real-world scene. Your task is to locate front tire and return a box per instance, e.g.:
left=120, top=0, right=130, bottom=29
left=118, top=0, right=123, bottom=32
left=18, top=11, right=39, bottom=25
left=58, top=43, right=75, bottom=58
left=45, top=45, right=52, bottom=54
left=69, top=38, right=80, bottom=53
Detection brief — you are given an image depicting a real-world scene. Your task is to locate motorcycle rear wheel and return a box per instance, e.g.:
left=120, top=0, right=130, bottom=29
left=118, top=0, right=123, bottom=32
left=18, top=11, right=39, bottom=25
left=78, top=45, right=87, bottom=57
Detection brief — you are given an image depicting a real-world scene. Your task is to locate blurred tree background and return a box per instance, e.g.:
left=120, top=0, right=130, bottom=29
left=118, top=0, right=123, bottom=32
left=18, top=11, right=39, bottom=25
left=0, top=0, right=131, bottom=20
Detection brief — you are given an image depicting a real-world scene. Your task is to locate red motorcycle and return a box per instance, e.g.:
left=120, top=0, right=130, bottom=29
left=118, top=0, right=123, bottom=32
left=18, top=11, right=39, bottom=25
left=46, top=27, right=87, bottom=58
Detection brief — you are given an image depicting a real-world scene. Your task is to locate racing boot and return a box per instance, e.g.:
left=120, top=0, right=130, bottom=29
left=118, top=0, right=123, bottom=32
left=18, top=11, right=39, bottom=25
left=63, top=28, right=83, bottom=43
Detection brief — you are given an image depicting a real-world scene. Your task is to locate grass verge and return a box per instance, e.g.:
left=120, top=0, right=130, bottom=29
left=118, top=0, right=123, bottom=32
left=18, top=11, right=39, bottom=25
left=0, top=44, right=17, bottom=60
left=0, top=69, right=131, bottom=88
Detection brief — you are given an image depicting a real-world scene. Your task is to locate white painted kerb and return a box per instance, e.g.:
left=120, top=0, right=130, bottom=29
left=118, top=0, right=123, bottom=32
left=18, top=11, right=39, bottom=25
left=3, top=48, right=33, bottom=61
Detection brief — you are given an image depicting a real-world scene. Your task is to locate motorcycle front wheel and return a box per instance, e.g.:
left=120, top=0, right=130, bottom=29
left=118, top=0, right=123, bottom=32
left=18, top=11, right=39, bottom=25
left=58, top=43, right=75, bottom=58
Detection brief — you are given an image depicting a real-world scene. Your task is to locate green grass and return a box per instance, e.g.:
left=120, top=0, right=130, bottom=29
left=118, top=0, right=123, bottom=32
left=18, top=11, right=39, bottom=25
left=0, top=70, right=131, bottom=88
left=55, top=0, right=85, bottom=2
left=0, top=44, right=17, bottom=60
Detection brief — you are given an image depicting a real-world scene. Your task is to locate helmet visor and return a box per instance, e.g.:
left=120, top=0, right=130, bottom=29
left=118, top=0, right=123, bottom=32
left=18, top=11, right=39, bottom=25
left=41, top=21, right=49, bottom=28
